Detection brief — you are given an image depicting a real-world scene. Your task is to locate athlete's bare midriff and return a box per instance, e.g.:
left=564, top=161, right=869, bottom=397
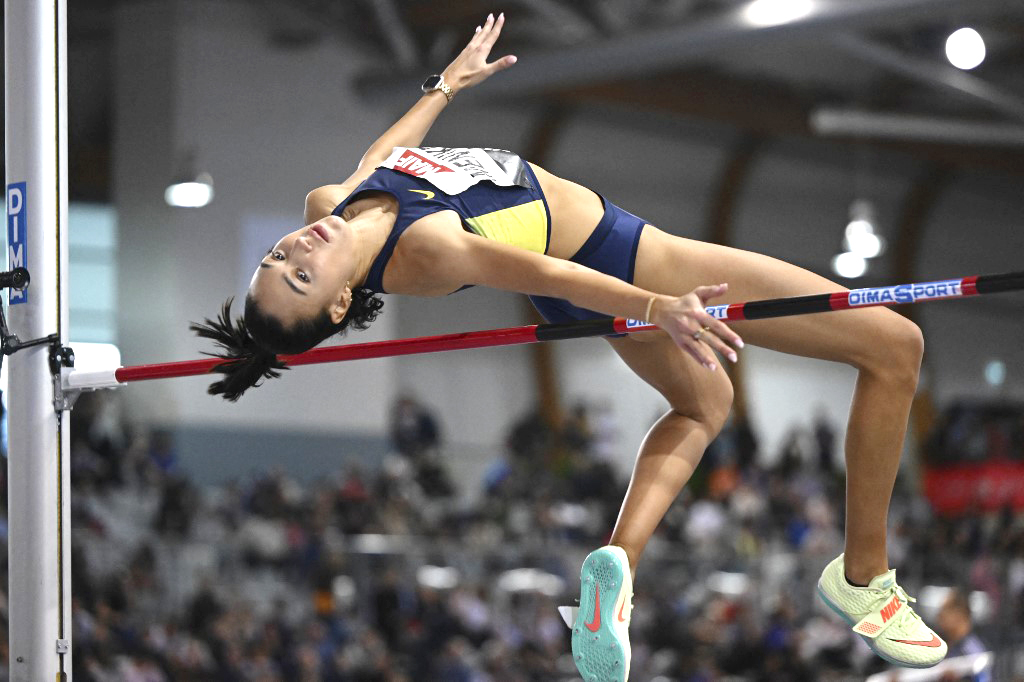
left=526, top=162, right=607, bottom=260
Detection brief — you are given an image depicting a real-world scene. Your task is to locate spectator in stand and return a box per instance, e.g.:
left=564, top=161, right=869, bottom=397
left=562, top=402, right=593, bottom=454
left=813, top=408, right=837, bottom=474
left=389, top=395, right=441, bottom=459
left=42, top=392, right=1024, bottom=681
left=937, top=589, right=991, bottom=682
left=732, top=414, right=758, bottom=472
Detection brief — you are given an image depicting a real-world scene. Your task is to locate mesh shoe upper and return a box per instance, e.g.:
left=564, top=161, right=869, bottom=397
left=818, top=553, right=948, bottom=668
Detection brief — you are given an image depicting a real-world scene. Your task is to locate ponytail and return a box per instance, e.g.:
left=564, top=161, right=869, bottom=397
left=191, top=287, right=383, bottom=401
left=189, top=298, right=288, bottom=401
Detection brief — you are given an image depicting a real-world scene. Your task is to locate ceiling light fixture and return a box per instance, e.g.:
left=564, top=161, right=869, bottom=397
left=165, top=172, right=214, bottom=208
left=831, top=251, right=867, bottom=279
left=165, top=152, right=215, bottom=208
left=742, top=0, right=815, bottom=27
left=945, top=27, right=985, bottom=70
left=844, top=200, right=885, bottom=258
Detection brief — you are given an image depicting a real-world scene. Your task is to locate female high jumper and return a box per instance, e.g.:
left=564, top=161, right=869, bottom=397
left=194, top=14, right=946, bottom=680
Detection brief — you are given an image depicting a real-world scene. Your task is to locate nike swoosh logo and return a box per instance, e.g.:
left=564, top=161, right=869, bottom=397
left=889, top=635, right=943, bottom=648
left=617, top=599, right=628, bottom=623
left=585, top=585, right=601, bottom=632
left=408, top=189, right=435, bottom=200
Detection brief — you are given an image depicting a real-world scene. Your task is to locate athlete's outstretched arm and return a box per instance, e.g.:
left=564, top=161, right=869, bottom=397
left=412, top=226, right=744, bottom=369
left=305, top=14, right=516, bottom=222
left=350, top=14, right=515, bottom=183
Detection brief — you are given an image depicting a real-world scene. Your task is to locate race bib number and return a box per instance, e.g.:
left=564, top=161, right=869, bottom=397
left=379, top=147, right=529, bottom=195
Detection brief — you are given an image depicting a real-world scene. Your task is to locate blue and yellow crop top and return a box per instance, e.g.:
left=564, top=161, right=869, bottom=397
left=332, top=147, right=551, bottom=294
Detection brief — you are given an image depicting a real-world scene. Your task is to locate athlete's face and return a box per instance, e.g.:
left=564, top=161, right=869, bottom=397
left=248, top=215, right=356, bottom=328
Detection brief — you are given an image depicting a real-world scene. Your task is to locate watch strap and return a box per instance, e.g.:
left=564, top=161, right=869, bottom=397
left=423, top=74, right=454, bottom=102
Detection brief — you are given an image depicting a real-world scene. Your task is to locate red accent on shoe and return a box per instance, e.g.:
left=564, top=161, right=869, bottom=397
left=880, top=595, right=902, bottom=623
left=585, top=586, right=602, bottom=632
left=888, top=635, right=943, bottom=648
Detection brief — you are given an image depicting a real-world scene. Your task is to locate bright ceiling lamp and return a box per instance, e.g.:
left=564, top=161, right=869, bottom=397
left=845, top=222, right=883, bottom=258
left=831, top=251, right=867, bottom=279
left=742, top=0, right=815, bottom=27
left=844, top=200, right=885, bottom=258
left=165, top=171, right=214, bottom=208
left=945, top=27, right=985, bottom=70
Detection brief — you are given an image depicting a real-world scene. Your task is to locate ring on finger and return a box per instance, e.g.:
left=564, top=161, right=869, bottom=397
left=692, top=325, right=711, bottom=341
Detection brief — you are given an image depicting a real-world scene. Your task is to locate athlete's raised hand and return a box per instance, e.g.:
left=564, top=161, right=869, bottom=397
left=442, top=13, right=517, bottom=93
left=652, top=283, right=744, bottom=371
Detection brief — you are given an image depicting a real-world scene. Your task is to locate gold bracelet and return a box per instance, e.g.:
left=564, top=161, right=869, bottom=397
left=645, top=296, right=656, bottom=322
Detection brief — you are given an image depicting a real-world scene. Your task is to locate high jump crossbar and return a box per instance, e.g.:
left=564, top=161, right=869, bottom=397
left=65, top=270, right=1024, bottom=392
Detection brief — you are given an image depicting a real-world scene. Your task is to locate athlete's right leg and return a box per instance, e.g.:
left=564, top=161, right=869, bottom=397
left=604, top=332, right=735, bottom=576
left=571, top=334, right=730, bottom=682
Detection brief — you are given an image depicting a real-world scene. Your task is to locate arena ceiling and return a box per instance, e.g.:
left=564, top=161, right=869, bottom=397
left=44, top=0, right=1024, bottom=201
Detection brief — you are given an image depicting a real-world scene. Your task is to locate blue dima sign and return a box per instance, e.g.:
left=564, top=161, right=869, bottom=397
left=7, top=182, right=27, bottom=304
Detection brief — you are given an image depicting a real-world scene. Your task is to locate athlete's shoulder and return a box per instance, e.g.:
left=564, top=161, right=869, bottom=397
left=305, top=184, right=350, bottom=222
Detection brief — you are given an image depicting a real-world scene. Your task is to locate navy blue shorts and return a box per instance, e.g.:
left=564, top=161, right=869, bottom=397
left=529, top=197, right=645, bottom=326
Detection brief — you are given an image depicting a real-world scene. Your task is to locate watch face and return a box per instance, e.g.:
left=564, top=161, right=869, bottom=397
left=422, top=75, right=442, bottom=91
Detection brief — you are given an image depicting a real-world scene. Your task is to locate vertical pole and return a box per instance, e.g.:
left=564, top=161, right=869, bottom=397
left=5, top=0, right=71, bottom=680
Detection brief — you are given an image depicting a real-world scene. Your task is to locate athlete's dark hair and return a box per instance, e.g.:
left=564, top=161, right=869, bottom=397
left=190, top=289, right=384, bottom=401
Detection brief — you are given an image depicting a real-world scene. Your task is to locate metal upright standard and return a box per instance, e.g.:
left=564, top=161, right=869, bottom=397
left=5, top=0, right=72, bottom=680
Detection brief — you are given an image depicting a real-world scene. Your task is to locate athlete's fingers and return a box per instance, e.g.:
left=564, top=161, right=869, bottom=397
left=681, top=318, right=723, bottom=366
left=682, top=337, right=718, bottom=371
left=693, top=283, right=728, bottom=306
left=701, top=330, right=738, bottom=363
left=687, top=315, right=736, bottom=362
left=664, top=319, right=717, bottom=370
left=480, top=13, right=495, bottom=39
left=486, top=54, right=517, bottom=74
left=469, top=23, right=485, bottom=46
left=673, top=316, right=724, bottom=369
left=689, top=282, right=743, bottom=351
left=469, top=13, right=493, bottom=48
left=480, top=12, right=504, bottom=52
left=696, top=312, right=744, bottom=353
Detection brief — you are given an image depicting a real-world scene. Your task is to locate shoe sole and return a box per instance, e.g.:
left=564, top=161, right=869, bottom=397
left=816, top=582, right=941, bottom=669
left=572, top=548, right=630, bottom=682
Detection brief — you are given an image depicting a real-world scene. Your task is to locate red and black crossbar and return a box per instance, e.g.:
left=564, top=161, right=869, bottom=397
left=69, top=270, right=1021, bottom=388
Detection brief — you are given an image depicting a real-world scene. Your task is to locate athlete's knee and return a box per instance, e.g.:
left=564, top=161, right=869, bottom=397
left=859, top=313, right=924, bottom=390
left=668, top=371, right=733, bottom=435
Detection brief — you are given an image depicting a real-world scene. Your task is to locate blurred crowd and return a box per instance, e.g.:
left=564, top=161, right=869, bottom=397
left=0, top=393, right=1021, bottom=681
left=925, top=402, right=1024, bottom=465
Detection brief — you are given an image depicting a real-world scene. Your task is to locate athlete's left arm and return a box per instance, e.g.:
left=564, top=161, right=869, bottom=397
left=412, top=226, right=743, bottom=367
left=339, top=14, right=517, bottom=189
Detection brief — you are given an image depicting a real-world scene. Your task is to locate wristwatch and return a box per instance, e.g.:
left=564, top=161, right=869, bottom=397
left=421, top=74, right=454, bottom=102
